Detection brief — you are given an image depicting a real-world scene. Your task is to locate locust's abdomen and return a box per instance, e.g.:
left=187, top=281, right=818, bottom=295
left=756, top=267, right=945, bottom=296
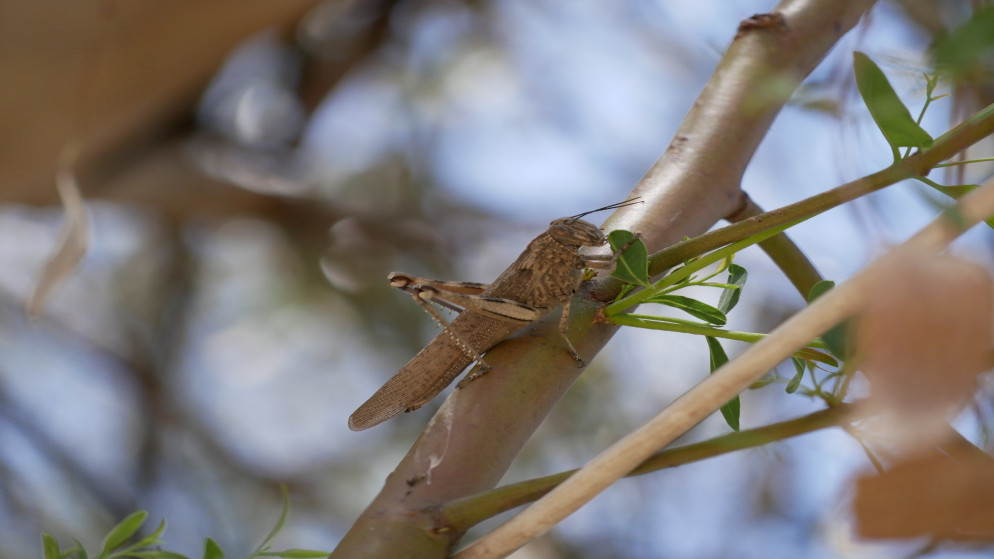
left=348, top=313, right=520, bottom=431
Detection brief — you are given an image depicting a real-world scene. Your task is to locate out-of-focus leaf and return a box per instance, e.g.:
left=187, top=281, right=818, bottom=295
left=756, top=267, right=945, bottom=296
left=202, top=538, right=224, bottom=559
left=647, top=294, right=727, bottom=325
left=932, top=8, right=994, bottom=81
left=853, top=52, right=933, bottom=152
left=792, top=347, right=838, bottom=368
left=27, top=145, right=90, bottom=318
left=72, top=538, right=89, bottom=559
left=857, top=251, right=991, bottom=450
left=855, top=445, right=994, bottom=539
left=100, top=511, right=147, bottom=555
left=706, top=336, right=740, bottom=431
left=786, top=357, right=805, bottom=394
left=807, top=280, right=850, bottom=359
left=608, top=230, right=650, bottom=286
left=717, top=264, right=747, bottom=314
left=806, top=280, right=834, bottom=303
left=42, top=533, right=60, bottom=559
left=256, top=484, right=291, bottom=552
left=749, top=375, right=777, bottom=390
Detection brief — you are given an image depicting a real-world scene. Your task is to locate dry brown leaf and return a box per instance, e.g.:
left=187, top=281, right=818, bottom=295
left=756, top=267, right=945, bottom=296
left=854, top=440, right=994, bottom=540
left=854, top=250, right=993, bottom=449
left=26, top=145, right=90, bottom=318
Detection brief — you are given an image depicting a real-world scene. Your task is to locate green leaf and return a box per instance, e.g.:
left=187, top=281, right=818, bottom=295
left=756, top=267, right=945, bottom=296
left=100, top=511, right=147, bottom=555
left=924, top=72, right=939, bottom=98
left=647, top=294, right=726, bottom=325
left=717, top=264, right=747, bottom=314
left=128, top=519, right=167, bottom=552
left=261, top=550, right=332, bottom=558
left=806, top=281, right=849, bottom=359
left=71, top=538, right=89, bottom=559
left=256, top=484, right=291, bottom=553
left=749, top=375, right=777, bottom=390
left=608, top=230, right=650, bottom=286
left=614, top=282, right=635, bottom=301
left=146, top=519, right=167, bottom=542
left=806, top=280, right=834, bottom=303
left=202, top=538, right=224, bottom=559
left=706, top=336, right=740, bottom=431
left=42, top=533, right=61, bottom=559
left=786, top=357, right=805, bottom=394
left=853, top=52, right=933, bottom=153
left=932, top=8, right=994, bottom=81
left=792, top=347, right=838, bottom=368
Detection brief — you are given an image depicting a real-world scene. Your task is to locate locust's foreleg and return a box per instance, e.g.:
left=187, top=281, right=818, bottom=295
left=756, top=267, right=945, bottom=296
left=553, top=232, right=644, bottom=368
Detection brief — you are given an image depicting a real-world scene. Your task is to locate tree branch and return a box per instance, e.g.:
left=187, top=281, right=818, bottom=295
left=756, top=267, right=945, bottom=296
left=439, top=403, right=863, bottom=532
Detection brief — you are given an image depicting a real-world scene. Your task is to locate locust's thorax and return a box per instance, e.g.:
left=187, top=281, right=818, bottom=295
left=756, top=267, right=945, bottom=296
left=547, top=218, right=606, bottom=249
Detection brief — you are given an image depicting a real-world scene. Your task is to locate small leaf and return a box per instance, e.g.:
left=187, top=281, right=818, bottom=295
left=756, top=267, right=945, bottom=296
left=706, top=336, right=740, bottom=431
left=71, top=538, right=89, bottom=559
left=717, top=264, right=748, bottom=313
left=807, top=280, right=834, bottom=303
left=101, top=511, right=147, bottom=555
left=42, top=533, right=61, bottom=559
left=202, top=538, right=224, bottom=559
left=648, top=294, right=726, bottom=325
left=806, top=280, right=850, bottom=359
left=924, top=73, right=939, bottom=98
left=129, top=519, right=167, bottom=552
left=932, top=8, right=994, bottom=81
left=613, top=282, right=635, bottom=302
left=146, top=519, right=167, bottom=542
left=608, top=230, right=650, bottom=286
left=792, top=347, right=838, bottom=368
left=256, top=484, right=291, bottom=552
left=853, top=52, right=933, bottom=153
left=786, top=357, right=805, bottom=393
left=749, top=375, right=777, bottom=390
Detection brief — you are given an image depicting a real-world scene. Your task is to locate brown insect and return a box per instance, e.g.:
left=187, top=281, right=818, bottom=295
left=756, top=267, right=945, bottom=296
left=349, top=200, right=640, bottom=430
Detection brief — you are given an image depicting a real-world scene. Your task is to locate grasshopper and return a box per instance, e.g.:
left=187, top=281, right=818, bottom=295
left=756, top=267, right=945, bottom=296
left=348, top=200, right=640, bottom=431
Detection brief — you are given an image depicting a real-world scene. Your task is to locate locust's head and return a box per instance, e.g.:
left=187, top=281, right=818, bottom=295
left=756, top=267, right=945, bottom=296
left=548, top=217, right=606, bottom=248
left=547, top=198, right=642, bottom=248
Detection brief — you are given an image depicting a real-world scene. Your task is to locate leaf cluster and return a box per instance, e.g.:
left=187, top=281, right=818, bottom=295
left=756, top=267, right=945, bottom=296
left=41, top=486, right=327, bottom=559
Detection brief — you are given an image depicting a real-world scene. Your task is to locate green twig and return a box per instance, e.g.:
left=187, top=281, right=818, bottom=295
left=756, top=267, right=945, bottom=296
left=638, top=101, right=994, bottom=280
left=439, top=403, right=863, bottom=532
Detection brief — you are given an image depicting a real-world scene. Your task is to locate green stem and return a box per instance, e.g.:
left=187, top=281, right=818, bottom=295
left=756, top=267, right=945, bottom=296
left=604, top=218, right=806, bottom=315
left=439, top=403, right=863, bottom=532
left=934, top=156, right=994, bottom=168
left=638, top=101, right=994, bottom=280
left=608, top=313, right=765, bottom=343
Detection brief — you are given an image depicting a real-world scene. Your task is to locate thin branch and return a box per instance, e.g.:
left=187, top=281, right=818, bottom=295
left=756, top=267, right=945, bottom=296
left=641, top=100, right=994, bottom=279
left=728, top=195, right=822, bottom=298
left=440, top=403, right=862, bottom=531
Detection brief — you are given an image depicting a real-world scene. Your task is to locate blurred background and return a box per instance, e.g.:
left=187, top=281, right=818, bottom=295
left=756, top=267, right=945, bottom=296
left=2, top=1, right=993, bottom=558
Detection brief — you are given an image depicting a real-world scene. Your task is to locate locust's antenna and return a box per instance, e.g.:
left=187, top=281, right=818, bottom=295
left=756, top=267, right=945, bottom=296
left=567, top=197, right=643, bottom=221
